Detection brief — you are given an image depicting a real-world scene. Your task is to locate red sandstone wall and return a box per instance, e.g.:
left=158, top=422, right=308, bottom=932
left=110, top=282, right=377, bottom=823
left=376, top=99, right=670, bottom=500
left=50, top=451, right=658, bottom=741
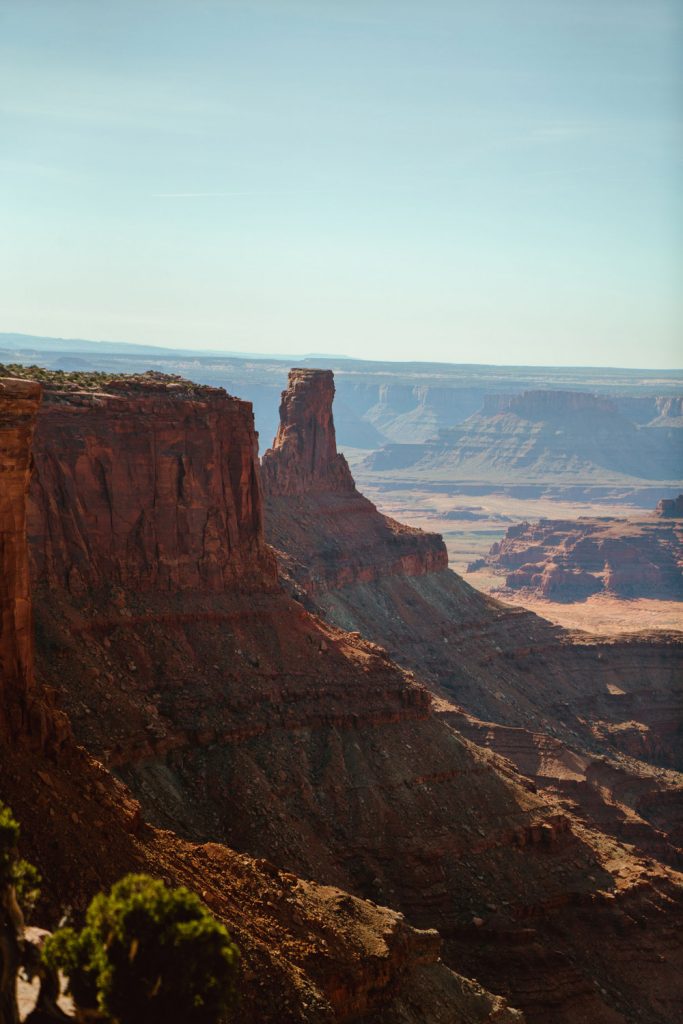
left=0, top=377, right=42, bottom=736
left=27, top=379, right=277, bottom=593
left=262, top=369, right=448, bottom=590
left=261, top=369, right=357, bottom=496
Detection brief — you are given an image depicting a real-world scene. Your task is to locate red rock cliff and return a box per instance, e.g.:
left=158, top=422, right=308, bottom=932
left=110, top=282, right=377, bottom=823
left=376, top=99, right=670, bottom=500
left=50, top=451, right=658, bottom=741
left=261, top=368, right=357, bottom=496
left=5, top=367, right=682, bottom=1024
left=481, top=390, right=617, bottom=418
left=262, top=369, right=447, bottom=591
left=0, top=378, right=42, bottom=738
left=28, top=375, right=276, bottom=593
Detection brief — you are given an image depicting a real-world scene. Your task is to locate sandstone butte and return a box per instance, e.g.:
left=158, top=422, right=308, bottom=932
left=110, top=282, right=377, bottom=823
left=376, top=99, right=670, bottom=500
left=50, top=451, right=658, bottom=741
left=0, top=366, right=681, bottom=1024
left=473, top=508, right=682, bottom=601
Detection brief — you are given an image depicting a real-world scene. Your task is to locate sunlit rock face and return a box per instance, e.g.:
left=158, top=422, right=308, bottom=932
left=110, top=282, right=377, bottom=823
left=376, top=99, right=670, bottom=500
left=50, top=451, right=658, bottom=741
left=27, top=375, right=276, bottom=594
left=0, top=377, right=41, bottom=738
left=262, top=368, right=447, bottom=592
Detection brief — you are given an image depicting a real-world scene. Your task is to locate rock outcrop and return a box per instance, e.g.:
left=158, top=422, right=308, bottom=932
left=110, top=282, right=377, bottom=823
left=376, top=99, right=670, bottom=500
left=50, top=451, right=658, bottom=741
left=259, top=371, right=683, bottom=1022
left=28, top=372, right=276, bottom=594
left=656, top=494, right=683, bottom=518
left=2, top=364, right=682, bottom=1024
left=263, top=371, right=683, bottom=760
left=261, top=369, right=357, bottom=496
left=262, top=369, right=447, bottom=591
left=0, top=377, right=41, bottom=739
left=0, top=366, right=529, bottom=1024
left=477, top=511, right=682, bottom=600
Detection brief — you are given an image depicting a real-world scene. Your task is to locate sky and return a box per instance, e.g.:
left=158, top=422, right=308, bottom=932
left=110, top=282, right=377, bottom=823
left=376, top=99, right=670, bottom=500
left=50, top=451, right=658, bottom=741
left=1, top=0, right=681, bottom=367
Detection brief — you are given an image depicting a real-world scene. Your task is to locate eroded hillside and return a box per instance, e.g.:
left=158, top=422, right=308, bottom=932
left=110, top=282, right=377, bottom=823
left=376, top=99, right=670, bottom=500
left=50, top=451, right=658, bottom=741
left=1, top=366, right=681, bottom=1023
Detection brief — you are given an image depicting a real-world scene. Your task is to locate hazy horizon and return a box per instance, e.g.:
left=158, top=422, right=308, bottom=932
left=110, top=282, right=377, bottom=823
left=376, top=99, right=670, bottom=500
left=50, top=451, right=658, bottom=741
left=5, top=328, right=683, bottom=376
left=2, top=1, right=681, bottom=369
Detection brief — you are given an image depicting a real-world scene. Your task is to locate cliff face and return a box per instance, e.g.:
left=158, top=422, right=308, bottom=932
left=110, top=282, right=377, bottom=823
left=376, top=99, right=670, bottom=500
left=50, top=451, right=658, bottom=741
left=657, top=494, right=683, bottom=518
left=262, top=369, right=447, bottom=591
left=0, top=372, right=532, bottom=1024
left=0, top=377, right=41, bottom=739
left=28, top=374, right=276, bottom=594
left=362, top=388, right=683, bottom=492
left=482, top=390, right=618, bottom=418
left=4, top=365, right=682, bottom=1023
left=480, top=513, right=683, bottom=600
left=261, top=369, right=356, bottom=497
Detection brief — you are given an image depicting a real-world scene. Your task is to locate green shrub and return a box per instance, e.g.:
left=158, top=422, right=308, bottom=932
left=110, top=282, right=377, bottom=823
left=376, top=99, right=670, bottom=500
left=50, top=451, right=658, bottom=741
left=0, top=802, right=41, bottom=1024
left=45, top=873, right=240, bottom=1024
left=0, top=802, right=41, bottom=911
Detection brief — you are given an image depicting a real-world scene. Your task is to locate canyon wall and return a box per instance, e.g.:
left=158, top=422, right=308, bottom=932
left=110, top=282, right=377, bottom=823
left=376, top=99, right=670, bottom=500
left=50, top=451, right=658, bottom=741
left=262, top=369, right=447, bottom=591
left=481, top=390, right=618, bottom=417
left=2, top=365, right=681, bottom=1023
left=0, top=376, right=68, bottom=748
left=28, top=374, right=276, bottom=594
left=0, top=378, right=41, bottom=729
left=1, top=367, right=524, bottom=1024
left=362, top=388, right=683, bottom=495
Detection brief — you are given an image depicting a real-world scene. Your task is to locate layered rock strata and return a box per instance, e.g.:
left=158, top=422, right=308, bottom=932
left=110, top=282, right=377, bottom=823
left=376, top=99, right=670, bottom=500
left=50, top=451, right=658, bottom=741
left=262, top=370, right=683, bottom=1021
left=3, top=365, right=682, bottom=1023
left=28, top=373, right=276, bottom=593
left=0, top=378, right=41, bottom=734
left=362, top=388, right=683, bottom=492
left=0, top=367, right=524, bottom=1024
left=475, top=510, right=682, bottom=600
left=262, top=369, right=447, bottom=591
left=263, top=371, right=683, bottom=765
left=0, top=377, right=70, bottom=748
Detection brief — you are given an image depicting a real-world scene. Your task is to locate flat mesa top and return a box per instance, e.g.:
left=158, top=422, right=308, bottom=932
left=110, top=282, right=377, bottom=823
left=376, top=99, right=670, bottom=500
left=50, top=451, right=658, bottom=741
left=0, top=365, right=228, bottom=399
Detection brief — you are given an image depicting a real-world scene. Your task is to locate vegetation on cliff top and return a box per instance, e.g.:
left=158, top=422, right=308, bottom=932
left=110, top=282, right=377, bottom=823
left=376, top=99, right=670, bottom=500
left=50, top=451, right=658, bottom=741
left=0, top=364, right=208, bottom=395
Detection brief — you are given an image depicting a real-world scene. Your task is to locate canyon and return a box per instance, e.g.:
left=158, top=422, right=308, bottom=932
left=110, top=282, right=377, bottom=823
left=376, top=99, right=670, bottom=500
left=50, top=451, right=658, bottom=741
left=362, top=390, right=683, bottom=502
left=2, top=370, right=517, bottom=1024
left=3, top=335, right=682, bottom=483
left=0, top=364, right=682, bottom=1023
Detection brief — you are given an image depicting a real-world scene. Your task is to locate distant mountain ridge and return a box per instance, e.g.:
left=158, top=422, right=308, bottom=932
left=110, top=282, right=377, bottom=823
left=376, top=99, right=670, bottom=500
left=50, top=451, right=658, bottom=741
left=3, top=331, right=683, bottom=459
left=362, top=388, right=683, bottom=499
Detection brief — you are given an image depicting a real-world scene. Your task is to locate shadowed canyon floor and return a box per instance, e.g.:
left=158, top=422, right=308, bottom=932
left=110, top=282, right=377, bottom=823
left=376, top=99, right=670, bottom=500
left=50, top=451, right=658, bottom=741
left=1, top=366, right=682, bottom=1023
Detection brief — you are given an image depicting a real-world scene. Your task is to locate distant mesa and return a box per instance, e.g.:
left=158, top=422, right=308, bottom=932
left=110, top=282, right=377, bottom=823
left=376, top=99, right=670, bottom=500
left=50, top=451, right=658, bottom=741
left=656, top=494, right=683, bottom=518
left=362, top=388, right=683, bottom=499
left=472, top=497, right=683, bottom=601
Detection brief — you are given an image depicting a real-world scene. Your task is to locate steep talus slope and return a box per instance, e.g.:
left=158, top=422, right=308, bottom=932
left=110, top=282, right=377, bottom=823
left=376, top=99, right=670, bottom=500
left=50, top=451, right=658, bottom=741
left=0, top=368, right=525, bottom=1024
left=5, top=742, right=513, bottom=1024
left=262, top=370, right=683, bottom=1022
left=8, top=368, right=680, bottom=1022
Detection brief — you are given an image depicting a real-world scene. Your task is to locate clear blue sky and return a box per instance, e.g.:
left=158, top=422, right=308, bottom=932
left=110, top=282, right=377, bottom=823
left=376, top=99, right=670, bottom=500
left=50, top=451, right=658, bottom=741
left=1, top=0, right=681, bottom=367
